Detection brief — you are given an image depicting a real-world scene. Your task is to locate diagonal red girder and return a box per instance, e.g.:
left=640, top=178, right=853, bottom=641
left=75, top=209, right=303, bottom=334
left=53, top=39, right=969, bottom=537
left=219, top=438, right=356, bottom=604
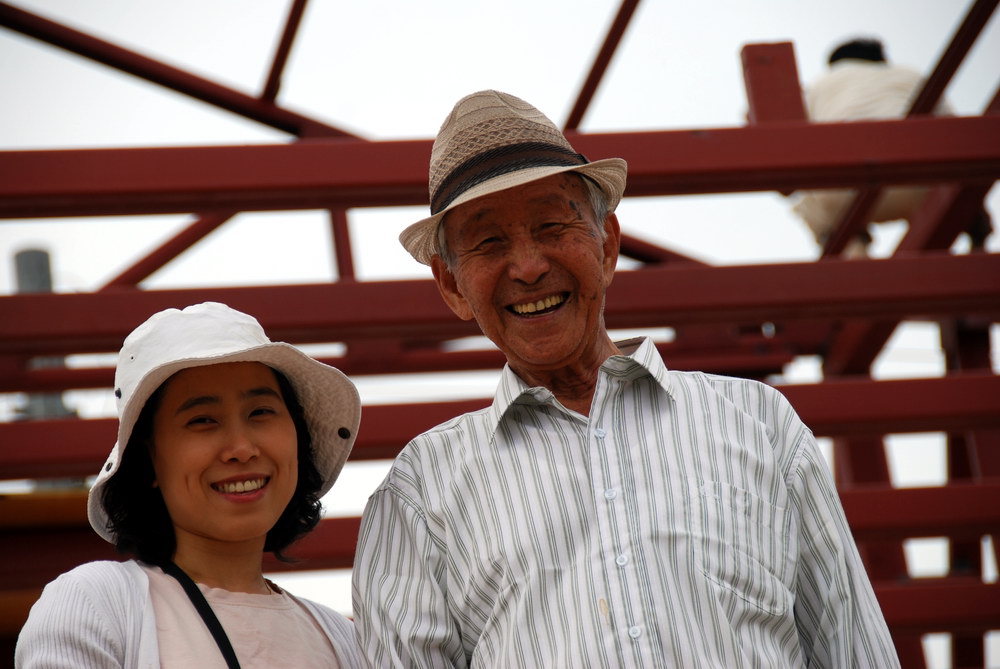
left=261, top=0, right=310, bottom=102
left=564, top=0, right=640, bottom=131
left=0, top=1, right=354, bottom=139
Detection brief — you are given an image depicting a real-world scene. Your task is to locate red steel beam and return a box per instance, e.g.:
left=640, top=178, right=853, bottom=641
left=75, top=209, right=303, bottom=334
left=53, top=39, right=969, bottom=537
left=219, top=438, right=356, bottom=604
left=876, top=580, right=1000, bottom=634
left=4, top=511, right=1000, bottom=633
left=329, top=208, right=355, bottom=281
left=782, top=373, right=1000, bottom=437
left=564, top=0, right=640, bottom=131
left=907, top=0, right=998, bottom=117
left=0, top=1, right=354, bottom=139
left=820, top=188, right=881, bottom=258
left=741, top=42, right=807, bottom=124
left=100, top=212, right=235, bottom=289
left=1, top=115, right=997, bottom=219
left=261, top=0, right=309, bottom=103
left=895, top=181, right=996, bottom=253
left=843, top=481, right=1000, bottom=541
left=0, top=341, right=797, bottom=393
left=262, top=515, right=361, bottom=572
left=3, top=374, right=998, bottom=480
left=618, top=235, right=703, bottom=264
left=0, top=516, right=360, bottom=593
left=823, top=182, right=996, bottom=376
left=0, top=253, right=997, bottom=356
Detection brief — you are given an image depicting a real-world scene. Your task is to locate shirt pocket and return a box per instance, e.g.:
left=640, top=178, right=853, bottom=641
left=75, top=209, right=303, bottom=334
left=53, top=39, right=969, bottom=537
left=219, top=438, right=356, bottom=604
left=687, top=478, right=792, bottom=616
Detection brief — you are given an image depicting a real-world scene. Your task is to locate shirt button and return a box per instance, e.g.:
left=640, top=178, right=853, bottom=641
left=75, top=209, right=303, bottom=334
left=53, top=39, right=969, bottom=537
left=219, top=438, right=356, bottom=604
left=604, top=488, right=618, bottom=500
left=628, top=626, right=642, bottom=639
left=616, top=555, right=628, bottom=567
left=594, top=428, right=607, bottom=439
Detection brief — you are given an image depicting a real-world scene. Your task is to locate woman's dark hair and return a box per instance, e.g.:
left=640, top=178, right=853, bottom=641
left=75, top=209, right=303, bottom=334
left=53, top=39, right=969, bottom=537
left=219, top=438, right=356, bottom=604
left=101, top=366, right=324, bottom=566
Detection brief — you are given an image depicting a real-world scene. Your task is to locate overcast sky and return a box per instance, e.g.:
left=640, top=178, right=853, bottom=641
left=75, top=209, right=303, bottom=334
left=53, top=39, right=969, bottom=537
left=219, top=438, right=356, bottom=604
left=1, top=1, right=998, bottom=660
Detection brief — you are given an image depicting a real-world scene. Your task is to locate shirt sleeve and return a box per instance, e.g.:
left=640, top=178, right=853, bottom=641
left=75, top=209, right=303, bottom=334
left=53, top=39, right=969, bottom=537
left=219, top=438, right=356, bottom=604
left=16, top=568, right=127, bottom=669
left=787, top=433, right=901, bottom=668
left=352, top=484, right=467, bottom=669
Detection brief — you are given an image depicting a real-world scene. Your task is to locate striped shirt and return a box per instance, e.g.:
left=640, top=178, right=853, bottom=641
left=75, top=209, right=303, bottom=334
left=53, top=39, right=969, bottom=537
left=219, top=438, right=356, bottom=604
left=352, top=337, right=898, bottom=668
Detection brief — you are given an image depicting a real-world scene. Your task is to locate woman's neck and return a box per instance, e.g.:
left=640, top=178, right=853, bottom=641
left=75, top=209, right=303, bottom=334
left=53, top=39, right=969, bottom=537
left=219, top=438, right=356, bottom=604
left=171, top=535, right=271, bottom=595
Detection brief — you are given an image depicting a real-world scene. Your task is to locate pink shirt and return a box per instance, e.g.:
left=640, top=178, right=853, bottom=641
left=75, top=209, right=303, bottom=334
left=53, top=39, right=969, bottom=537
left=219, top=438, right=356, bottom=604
left=142, top=565, right=340, bottom=669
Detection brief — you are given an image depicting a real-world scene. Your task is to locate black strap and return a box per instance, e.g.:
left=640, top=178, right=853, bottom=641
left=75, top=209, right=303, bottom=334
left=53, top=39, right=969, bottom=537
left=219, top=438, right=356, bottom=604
left=162, top=561, right=242, bottom=669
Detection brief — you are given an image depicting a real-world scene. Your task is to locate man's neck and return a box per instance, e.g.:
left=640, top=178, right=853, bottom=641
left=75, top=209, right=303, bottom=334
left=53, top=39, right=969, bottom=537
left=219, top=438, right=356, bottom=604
left=511, top=337, right=622, bottom=417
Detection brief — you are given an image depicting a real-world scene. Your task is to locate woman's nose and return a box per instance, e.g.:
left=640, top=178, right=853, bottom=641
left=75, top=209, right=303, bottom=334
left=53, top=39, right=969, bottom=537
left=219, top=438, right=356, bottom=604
left=221, top=427, right=259, bottom=463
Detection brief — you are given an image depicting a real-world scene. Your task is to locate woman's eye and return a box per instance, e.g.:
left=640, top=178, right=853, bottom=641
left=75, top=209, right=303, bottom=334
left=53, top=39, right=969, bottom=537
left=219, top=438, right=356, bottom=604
left=186, top=416, right=216, bottom=427
left=250, top=406, right=277, bottom=418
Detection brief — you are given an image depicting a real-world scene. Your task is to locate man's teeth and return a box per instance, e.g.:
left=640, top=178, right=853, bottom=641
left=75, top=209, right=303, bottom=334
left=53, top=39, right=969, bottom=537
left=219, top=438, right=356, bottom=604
left=512, top=294, right=564, bottom=314
left=215, top=478, right=266, bottom=494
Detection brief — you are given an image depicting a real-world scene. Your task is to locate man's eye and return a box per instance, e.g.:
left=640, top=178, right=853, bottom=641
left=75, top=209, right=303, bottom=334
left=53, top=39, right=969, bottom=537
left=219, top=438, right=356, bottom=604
left=475, top=237, right=500, bottom=249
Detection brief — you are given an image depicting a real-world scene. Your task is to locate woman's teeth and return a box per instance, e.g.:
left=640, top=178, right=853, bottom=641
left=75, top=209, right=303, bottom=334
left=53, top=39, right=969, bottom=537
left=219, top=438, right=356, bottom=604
left=214, top=478, right=266, bottom=494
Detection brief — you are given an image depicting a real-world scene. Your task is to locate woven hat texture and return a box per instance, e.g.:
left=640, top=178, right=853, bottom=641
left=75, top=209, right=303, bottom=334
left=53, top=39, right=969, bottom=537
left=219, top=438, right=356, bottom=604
left=399, top=90, right=627, bottom=265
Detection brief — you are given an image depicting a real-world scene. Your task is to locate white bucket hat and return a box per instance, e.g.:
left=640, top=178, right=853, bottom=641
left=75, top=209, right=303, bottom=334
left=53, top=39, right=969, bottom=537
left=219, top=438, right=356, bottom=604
left=87, top=302, right=361, bottom=543
left=399, top=89, right=628, bottom=265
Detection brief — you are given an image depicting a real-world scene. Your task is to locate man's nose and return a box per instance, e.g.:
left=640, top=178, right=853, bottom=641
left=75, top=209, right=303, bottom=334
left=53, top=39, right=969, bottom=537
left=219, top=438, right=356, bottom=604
left=506, top=238, right=550, bottom=284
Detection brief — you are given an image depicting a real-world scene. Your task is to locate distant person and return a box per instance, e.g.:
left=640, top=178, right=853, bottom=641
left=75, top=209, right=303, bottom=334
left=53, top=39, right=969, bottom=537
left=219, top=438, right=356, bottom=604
left=16, top=302, right=363, bottom=668
left=792, top=37, right=989, bottom=256
left=352, top=89, right=900, bottom=668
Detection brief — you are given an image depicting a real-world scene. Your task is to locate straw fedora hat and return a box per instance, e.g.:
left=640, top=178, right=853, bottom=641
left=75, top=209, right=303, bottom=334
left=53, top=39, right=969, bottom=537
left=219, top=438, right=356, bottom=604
left=87, top=302, right=361, bottom=543
left=399, top=90, right=628, bottom=265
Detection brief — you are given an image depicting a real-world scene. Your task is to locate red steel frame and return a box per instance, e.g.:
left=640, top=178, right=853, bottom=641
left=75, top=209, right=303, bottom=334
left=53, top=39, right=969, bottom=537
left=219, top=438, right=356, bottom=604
left=1, top=0, right=999, bottom=665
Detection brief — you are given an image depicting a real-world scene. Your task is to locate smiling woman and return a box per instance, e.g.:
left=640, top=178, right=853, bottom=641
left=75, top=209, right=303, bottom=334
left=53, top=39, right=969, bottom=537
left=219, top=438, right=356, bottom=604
left=15, top=303, right=364, bottom=668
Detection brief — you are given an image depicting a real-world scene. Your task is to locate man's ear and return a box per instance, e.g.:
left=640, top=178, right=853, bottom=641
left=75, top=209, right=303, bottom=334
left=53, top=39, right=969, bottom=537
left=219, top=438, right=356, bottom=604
left=431, top=255, right=475, bottom=321
left=601, top=213, right=621, bottom=287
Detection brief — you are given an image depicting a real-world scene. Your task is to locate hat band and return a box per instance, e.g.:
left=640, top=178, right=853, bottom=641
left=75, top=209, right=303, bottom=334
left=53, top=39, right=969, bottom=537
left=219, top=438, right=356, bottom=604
left=431, top=142, right=587, bottom=214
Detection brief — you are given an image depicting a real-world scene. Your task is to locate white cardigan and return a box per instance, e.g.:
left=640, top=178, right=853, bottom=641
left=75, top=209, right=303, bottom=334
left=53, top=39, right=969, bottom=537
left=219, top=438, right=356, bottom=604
left=15, top=560, right=362, bottom=668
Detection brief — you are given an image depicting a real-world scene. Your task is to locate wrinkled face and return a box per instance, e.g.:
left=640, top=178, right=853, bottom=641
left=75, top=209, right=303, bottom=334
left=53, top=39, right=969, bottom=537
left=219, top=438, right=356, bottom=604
left=431, top=173, right=619, bottom=375
left=150, top=361, right=298, bottom=551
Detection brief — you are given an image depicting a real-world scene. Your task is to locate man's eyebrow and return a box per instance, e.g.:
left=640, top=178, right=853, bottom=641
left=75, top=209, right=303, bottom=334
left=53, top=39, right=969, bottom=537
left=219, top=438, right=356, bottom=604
left=463, top=194, right=569, bottom=222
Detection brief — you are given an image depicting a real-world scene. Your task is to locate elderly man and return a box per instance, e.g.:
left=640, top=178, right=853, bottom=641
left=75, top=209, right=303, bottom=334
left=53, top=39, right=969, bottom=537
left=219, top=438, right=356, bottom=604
left=353, top=90, right=898, bottom=668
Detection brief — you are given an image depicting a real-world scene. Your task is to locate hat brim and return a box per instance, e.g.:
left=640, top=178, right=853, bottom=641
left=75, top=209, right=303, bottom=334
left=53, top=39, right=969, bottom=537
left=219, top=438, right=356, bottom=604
left=400, top=157, right=627, bottom=265
left=87, top=343, right=361, bottom=543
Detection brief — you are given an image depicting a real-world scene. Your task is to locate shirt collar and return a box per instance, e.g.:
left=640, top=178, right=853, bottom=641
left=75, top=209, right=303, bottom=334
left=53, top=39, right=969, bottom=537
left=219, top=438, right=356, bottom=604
left=486, top=336, right=675, bottom=434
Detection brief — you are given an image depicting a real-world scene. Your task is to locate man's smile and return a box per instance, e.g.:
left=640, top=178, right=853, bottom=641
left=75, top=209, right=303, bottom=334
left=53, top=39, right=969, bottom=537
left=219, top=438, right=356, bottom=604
left=508, top=292, right=568, bottom=316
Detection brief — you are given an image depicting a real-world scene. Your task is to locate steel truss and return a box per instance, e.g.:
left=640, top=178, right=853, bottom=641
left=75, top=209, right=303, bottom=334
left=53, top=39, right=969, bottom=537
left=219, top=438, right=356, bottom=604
left=1, top=0, right=998, bottom=665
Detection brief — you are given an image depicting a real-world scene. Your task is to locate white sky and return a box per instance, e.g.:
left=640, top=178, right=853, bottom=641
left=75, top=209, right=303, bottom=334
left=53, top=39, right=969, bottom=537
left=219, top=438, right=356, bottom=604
left=2, top=1, right=998, bottom=664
